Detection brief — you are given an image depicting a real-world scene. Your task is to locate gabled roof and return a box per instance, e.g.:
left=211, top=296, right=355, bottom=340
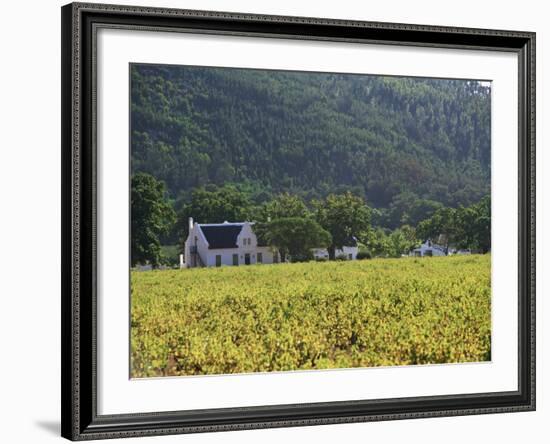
left=198, top=223, right=244, bottom=249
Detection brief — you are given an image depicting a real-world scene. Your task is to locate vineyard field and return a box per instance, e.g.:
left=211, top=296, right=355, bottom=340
left=131, top=255, right=491, bottom=377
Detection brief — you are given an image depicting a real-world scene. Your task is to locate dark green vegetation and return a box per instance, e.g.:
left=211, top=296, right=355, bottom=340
left=131, top=65, right=490, bottom=210
left=131, top=173, right=176, bottom=267
left=130, top=64, right=491, bottom=266
left=417, top=195, right=491, bottom=253
left=258, top=217, right=331, bottom=263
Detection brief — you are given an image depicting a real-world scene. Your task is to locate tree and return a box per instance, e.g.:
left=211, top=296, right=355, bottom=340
left=131, top=173, right=176, bottom=267
left=416, top=207, right=456, bottom=247
left=452, top=196, right=491, bottom=252
left=364, top=228, right=391, bottom=258
left=363, top=226, right=418, bottom=258
left=260, top=193, right=309, bottom=221
left=176, top=185, right=254, bottom=243
left=471, top=195, right=491, bottom=253
left=416, top=195, right=490, bottom=252
left=262, top=217, right=331, bottom=262
left=313, top=192, right=371, bottom=260
left=400, top=224, right=420, bottom=252
left=382, top=191, right=443, bottom=229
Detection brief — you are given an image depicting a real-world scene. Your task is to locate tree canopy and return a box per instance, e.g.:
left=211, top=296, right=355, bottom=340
left=416, top=196, right=490, bottom=253
left=131, top=173, right=176, bottom=267
left=131, top=64, right=491, bottom=222
left=175, top=185, right=255, bottom=242
left=260, top=217, right=332, bottom=262
left=313, top=192, right=371, bottom=259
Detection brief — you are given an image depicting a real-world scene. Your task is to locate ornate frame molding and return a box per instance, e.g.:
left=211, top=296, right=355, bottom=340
left=61, top=2, right=535, bottom=440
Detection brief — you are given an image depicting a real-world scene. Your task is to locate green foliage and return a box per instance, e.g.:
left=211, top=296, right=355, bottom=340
left=176, top=185, right=254, bottom=243
left=363, top=225, right=419, bottom=258
left=131, top=65, right=491, bottom=221
left=131, top=255, right=491, bottom=377
left=131, top=173, right=176, bottom=267
left=259, top=192, right=309, bottom=221
left=377, top=191, right=443, bottom=229
left=261, top=217, right=331, bottom=262
left=313, top=192, right=371, bottom=259
left=160, top=245, right=180, bottom=267
left=356, top=251, right=372, bottom=260
left=417, top=195, right=490, bottom=252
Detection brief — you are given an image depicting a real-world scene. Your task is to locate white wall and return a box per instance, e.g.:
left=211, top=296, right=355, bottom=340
left=203, top=246, right=276, bottom=266
left=0, top=0, right=546, bottom=443
left=186, top=223, right=278, bottom=266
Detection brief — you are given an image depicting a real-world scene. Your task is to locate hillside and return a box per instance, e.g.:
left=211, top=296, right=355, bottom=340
left=130, top=64, right=491, bottom=213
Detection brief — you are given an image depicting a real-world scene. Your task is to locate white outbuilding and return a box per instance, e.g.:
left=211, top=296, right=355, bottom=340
left=411, top=239, right=447, bottom=257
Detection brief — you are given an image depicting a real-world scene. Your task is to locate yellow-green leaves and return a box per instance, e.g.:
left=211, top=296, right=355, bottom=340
left=131, top=255, right=491, bottom=377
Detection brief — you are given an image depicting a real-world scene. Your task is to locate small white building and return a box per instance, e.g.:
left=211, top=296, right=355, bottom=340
left=183, top=218, right=279, bottom=268
left=312, top=238, right=359, bottom=261
left=411, top=239, right=447, bottom=257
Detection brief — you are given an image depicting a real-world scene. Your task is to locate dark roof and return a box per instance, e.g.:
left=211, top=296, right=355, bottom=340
left=199, top=224, right=244, bottom=249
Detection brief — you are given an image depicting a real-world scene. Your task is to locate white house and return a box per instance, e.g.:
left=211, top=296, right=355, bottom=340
left=312, top=237, right=359, bottom=261
left=411, top=239, right=447, bottom=257
left=183, top=218, right=279, bottom=268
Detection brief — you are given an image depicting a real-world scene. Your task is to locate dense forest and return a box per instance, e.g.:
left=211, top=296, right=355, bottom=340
left=130, top=64, right=491, bottom=262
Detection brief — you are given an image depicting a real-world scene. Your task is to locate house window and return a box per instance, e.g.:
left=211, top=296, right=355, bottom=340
left=232, top=254, right=239, bottom=266
left=425, top=250, right=433, bottom=257
left=348, top=254, right=352, bottom=260
left=215, top=255, right=222, bottom=267
left=257, top=253, right=263, bottom=263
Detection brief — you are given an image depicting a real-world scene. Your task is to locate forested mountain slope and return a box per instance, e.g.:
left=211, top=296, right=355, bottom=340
left=130, top=64, right=491, bottom=218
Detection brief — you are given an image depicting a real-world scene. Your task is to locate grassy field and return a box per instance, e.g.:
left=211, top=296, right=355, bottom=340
left=131, top=255, right=491, bottom=378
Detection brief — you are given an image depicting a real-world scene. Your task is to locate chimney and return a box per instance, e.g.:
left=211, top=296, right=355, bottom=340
left=188, top=217, right=194, bottom=232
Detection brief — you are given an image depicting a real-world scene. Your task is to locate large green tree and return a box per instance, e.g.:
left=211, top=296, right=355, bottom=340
left=176, top=185, right=254, bottom=243
left=416, top=207, right=456, bottom=247
left=363, top=225, right=419, bottom=258
left=259, top=192, right=309, bottom=221
left=452, top=196, right=491, bottom=252
left=131, top=173, right=176, bottom=267
left=313, top=192, right=371, bottom=260
left=416, top=195, right=490, bottom=252
left=262, top=217, right=331, bottom=262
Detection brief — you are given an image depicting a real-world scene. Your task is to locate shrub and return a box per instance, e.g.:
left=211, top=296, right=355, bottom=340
left=356, top=251, right=372, bottom=260
left=290, top=252, right=313, bottom=263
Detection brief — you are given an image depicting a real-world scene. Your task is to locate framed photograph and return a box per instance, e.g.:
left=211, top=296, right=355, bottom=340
left=61, top=2, right=535, bottom=440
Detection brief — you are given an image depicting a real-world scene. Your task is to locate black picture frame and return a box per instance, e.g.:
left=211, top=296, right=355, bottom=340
left=61, top=2, right=536, bottom=440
